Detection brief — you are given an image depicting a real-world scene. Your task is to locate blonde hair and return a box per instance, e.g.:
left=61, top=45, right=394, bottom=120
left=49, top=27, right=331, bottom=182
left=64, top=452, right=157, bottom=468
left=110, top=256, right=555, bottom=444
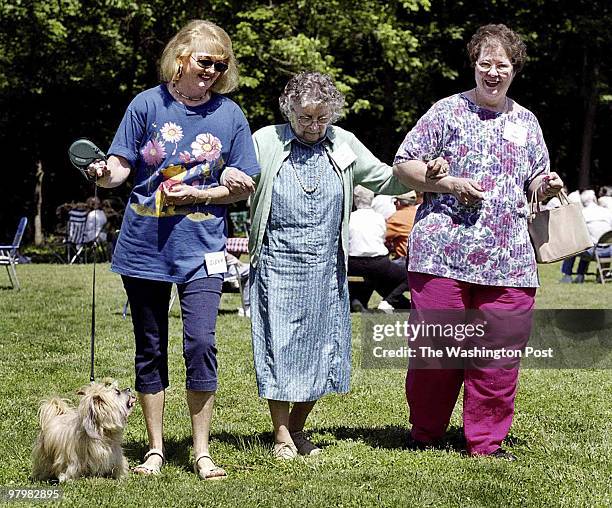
left=159, top=20, right=239, bottom=94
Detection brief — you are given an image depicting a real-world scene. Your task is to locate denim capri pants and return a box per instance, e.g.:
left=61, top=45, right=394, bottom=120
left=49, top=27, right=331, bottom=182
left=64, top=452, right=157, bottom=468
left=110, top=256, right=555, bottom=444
left=122, top=275, right=223, bottom=394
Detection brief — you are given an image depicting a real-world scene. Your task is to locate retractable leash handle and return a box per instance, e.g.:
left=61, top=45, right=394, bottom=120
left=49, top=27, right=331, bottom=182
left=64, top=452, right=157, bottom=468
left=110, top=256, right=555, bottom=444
left=68, top=138, right=107, bottom=382
left=68, top=139, right=107, bottom=182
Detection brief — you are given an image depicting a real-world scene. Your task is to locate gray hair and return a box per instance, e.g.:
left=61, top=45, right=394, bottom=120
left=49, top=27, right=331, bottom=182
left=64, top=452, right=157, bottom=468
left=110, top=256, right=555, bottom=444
left=279, top=71, right=345, bottom=122
left=580, top=189, right=597, bottom=207
left=353, top=186, right=375, bottom=209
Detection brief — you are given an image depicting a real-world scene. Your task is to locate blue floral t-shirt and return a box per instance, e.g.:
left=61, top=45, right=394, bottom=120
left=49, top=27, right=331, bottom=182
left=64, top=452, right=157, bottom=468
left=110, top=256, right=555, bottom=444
left=394, top=93, right=550, bottom=287
left=109, top=85, right=260, bottom=283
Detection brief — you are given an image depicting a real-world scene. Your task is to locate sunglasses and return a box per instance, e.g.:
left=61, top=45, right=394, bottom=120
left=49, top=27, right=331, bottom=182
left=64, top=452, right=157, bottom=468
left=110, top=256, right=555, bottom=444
left=191, top=56, right=229, bottom=73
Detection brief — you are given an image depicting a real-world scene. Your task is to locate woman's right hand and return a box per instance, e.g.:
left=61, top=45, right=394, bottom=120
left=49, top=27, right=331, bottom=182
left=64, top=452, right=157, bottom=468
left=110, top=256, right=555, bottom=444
left=443, top=176, right=485, bottom=206
left=425, top=157, right=449, bottom=180
left=87, top=159, right=111, bottom=179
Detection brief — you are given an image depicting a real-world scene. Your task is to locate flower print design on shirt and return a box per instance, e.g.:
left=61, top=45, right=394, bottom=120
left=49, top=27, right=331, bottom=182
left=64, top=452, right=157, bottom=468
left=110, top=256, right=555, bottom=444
left=132, top=128, right=222, bottom=222
left=161, top=122, right=184, bottom=156
left=141, top=139, right=166, bottom=167
left=179, top=151, right=192, bottom=163
left=394, top=93, right=550, bottom=287
left=191, top=133, right=222, bottom=162
left=161, top=122, right=183, bottom=143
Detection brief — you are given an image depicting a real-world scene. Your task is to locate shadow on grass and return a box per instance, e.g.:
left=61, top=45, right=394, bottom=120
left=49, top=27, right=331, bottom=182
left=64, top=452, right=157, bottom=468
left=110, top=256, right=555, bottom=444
left=124, top=432, right=272, bottom=472
left=124, top=437, right=194, bottom=471
left=124, top=424, right=527, bottom=468
left=316, top=424, right=527, bottom=452
left=316, top=424, right=466, bottom=451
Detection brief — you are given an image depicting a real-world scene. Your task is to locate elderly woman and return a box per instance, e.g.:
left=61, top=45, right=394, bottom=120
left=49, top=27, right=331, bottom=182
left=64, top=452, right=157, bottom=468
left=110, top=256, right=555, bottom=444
left=393, top=24, right=563, bottom=460
left=248, top=71, right=448, bottom=459
left=88, top=20, right=258, bottom=479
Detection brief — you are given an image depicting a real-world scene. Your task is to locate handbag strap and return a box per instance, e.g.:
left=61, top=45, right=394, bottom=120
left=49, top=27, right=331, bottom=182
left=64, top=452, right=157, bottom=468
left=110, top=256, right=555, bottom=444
left=557, top=190, right=570, bottom=206
left=529, top=185, right=569, bottom=221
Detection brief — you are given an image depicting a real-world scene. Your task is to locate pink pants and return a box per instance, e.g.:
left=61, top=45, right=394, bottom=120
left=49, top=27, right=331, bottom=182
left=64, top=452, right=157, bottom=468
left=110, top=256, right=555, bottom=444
left=406, top=272, right=536, bottom=455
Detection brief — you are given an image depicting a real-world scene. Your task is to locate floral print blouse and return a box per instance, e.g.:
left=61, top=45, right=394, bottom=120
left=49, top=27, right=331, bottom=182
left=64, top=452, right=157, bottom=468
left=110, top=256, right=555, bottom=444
left=394, top=93, right=550, bottom=287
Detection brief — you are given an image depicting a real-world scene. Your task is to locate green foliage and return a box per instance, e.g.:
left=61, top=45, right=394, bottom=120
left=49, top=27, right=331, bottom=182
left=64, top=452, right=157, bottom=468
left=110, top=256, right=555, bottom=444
left=1, top=0, right=612, bottom=240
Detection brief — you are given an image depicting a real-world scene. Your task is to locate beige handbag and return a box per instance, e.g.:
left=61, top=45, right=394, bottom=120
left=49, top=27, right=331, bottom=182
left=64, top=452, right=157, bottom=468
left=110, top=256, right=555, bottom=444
left=528, top=191, right=593, bottom=264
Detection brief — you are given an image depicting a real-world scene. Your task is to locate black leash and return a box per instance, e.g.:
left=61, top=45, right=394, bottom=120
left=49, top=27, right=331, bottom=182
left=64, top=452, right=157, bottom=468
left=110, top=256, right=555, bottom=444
left=68, top=139, right=107, bottom=383
left=89, top=181, right=98, bottom=382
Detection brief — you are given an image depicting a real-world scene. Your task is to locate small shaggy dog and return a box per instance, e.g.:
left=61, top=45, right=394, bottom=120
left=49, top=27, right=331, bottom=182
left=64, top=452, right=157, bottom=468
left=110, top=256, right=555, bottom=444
left=32, top=379, right=136, bottom=482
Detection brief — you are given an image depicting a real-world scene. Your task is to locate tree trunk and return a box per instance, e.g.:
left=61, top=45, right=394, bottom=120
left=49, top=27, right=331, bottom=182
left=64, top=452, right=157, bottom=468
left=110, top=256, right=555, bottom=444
left=579, top=88, right=597, bottom=189
left=578, top=54, right=599, bottom=190
left=34, top=160, right=44, bottom=245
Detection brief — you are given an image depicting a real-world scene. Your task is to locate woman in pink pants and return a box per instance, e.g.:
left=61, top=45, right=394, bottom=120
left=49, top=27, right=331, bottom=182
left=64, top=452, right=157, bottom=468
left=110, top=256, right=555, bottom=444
left=392, top=24, right=563, bottom=460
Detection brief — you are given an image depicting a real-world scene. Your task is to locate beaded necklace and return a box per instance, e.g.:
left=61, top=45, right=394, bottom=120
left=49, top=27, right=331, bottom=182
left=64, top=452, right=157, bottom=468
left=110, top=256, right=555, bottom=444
left=288, top=148, right=325, bottom=194
left=172, top=82, right=210, bottom=103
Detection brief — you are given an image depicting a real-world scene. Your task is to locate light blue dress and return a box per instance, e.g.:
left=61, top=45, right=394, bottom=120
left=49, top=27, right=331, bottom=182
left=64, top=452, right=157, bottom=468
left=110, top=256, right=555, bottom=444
left=251, top=138, right=351, bottom=402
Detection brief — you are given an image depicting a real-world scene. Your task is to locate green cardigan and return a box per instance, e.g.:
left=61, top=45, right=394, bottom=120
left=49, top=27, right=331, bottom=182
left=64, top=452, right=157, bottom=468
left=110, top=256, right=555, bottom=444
left=248, top=123, right=410, bottom=268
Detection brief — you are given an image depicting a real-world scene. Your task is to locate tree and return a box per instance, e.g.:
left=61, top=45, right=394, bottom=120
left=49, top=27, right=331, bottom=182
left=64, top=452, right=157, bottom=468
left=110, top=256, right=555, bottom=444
left=1, top=0, right=611, bottom=241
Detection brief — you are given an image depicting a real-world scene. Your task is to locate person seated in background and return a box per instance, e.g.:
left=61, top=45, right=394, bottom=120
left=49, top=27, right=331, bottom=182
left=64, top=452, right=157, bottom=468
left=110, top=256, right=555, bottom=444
left=348, top=186, right=411, bottom=312
left=560, top=189, right=612, bottom=283
left=385, top=191, right=422, bottom=264
left=83, top=196, right=108, bottom=243
left=100, top=197, right=125, bottom=261
left=371, top=194, right=396, bottom=219
left=598, top=185, right=612, bottom=210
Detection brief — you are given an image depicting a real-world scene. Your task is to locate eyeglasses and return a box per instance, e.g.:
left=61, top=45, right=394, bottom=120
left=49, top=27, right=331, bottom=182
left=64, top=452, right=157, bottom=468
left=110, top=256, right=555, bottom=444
left=476, top=61, right=513, bottom=75
left=191, top=56, right=229, bottom=73
left=295, top=115, right=331, bottom=127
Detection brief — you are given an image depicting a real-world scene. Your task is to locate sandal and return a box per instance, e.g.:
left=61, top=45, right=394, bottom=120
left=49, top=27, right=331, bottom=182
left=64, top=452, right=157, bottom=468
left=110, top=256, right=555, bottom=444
left=194, top=454, right=227, bottom=481
left=133, top=448, right=164, bottom=475
left=289, top=431, right=322, bottom=456
left=273, top=442, right=298, bottom=460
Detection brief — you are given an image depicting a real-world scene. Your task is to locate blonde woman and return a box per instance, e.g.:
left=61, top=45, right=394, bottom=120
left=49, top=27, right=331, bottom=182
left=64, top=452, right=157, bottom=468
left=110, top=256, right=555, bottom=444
left=88, top=20, right=259, bottom=479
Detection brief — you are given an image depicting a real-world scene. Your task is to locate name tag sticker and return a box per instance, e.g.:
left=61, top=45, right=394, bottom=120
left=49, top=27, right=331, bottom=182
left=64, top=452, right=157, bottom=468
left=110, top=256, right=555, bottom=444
left=330, top=143, right=357, bottom=170
left=204, top=251, right=227, bottom=275
left=503, top=121, right=528, bottom=146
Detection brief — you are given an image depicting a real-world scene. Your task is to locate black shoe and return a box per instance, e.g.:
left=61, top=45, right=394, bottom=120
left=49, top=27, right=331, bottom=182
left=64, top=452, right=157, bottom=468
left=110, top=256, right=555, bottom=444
left=488, top=448, right=517, bottom=461
left=405, top=435, right=430, bottom=451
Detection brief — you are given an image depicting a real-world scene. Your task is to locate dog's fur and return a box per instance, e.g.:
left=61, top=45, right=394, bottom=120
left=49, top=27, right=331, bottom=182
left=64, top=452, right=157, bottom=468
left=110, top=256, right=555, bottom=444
left=32, top=379, right=136, bottom=482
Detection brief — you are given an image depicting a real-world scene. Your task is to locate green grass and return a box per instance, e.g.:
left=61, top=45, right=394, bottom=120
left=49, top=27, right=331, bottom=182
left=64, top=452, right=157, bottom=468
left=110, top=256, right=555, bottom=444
left=0, top=263, right=610, bottom=507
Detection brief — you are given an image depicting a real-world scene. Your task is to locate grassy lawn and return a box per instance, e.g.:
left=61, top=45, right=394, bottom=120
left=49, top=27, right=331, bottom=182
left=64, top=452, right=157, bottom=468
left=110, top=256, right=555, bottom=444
left=0, top=263, right=610, bottom=507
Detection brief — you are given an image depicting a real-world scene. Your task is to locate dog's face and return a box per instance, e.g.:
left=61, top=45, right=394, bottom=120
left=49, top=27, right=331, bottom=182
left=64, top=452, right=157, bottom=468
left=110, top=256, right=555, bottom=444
left=76, top=379, right=136, bottom=439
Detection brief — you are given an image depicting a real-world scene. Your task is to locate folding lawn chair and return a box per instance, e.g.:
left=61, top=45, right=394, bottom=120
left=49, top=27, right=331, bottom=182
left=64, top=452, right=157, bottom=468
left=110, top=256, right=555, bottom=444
left=0, top=217, right=28, bottom=290
left=65, top=209, right=89, bottom=264
left=583, top=230, right=612, bottom=284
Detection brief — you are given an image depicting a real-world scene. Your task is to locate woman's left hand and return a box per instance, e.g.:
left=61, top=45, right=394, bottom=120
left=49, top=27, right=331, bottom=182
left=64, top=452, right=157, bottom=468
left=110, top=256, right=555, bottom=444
left=539, top=172, right=564, bottom=199
left=162, top=183, right=201, bottom=206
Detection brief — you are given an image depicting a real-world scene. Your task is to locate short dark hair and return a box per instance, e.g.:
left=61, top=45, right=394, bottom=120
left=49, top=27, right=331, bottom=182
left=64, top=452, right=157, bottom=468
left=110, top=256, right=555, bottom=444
left=467, top=24, right=527, bottom=74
